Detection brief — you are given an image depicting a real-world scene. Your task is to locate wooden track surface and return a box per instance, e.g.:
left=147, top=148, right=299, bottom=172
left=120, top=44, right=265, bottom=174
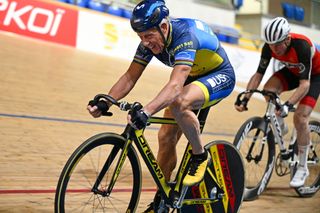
left=0, top=32, right=319, bottom=213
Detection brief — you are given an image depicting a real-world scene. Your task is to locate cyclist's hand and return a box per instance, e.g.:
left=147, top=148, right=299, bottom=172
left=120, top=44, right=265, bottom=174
left=87, top=104, right=101, bottom=118
left=128, top=109, right=150, bottom=130
left=278, top=101, right=293, bottom=118
left=87, top=99, right=112, bottom=117
left=234, top=97, right=249, bottom=112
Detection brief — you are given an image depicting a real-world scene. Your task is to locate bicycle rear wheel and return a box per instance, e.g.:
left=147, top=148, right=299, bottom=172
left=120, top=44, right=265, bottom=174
left=180, top=140, right=245, bottom=213
left=233, top=116, right=275, bottom=201
left=292, top=120, right=320, bottom=197
left=54, top=133, right=142, bottom=213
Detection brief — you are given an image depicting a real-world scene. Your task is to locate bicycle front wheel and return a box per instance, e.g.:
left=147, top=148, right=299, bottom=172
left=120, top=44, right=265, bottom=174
left=293, top=120, right=320, bottom=197
left=233, top=116, right=276, bottom=201
left=55, top=133, right=142, bottom=213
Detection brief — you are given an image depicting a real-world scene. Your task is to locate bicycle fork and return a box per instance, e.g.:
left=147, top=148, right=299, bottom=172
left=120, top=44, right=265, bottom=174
left=92, top=129, right=133, bottom=197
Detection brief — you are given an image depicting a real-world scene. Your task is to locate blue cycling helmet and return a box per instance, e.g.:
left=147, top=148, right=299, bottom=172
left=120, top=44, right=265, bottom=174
left=130, top=0, right=169, bottom=33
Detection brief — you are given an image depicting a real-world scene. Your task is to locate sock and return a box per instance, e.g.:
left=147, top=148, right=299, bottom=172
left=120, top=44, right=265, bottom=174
left=298, top=145, right=309, bottom=169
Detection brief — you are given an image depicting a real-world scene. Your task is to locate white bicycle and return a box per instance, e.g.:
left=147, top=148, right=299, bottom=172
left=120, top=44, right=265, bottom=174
left=234, top=89, right=320, bottom=200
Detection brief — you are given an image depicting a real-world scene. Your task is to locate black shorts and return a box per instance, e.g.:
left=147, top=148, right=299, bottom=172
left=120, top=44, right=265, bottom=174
left=274, top=67, right=320, bottom=108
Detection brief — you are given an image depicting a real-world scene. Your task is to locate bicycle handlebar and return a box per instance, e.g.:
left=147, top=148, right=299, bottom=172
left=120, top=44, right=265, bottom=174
left=92, top=94, right=142, bottom=114
left=236, top=89, right=295, bottom=112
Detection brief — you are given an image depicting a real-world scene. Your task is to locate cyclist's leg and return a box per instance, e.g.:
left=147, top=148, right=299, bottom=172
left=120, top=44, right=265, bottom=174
left=172, top=67, right=235, bottom=186
left=157, top=108, right=183, bottom=181
left=263, top=67, right=300, bottom=96
left=290, top=104, right=312, bottom=187
left=263, top=71, right=285, bottom=94
left=169, top=81, right=208, bottom=186
left=291, top=76, right=320, bottom=187
left=170, top=84, right=206, bottom=154
left=294, top=104, right=312, bottom=147
left=143, top=109, right=182, bottom=212
left=295, top=75, right=320, bottom=147
left=172, top=67, right=236, bottom=154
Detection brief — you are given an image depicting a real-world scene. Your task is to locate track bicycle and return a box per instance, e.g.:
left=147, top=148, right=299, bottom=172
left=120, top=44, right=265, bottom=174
left=234, top=89, right=320, bottom=201
left=55, top=94, right=245, bottom=212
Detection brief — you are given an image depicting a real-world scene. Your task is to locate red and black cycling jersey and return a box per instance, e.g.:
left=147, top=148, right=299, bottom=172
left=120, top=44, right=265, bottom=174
left=257, top=33, right=320, bottom=80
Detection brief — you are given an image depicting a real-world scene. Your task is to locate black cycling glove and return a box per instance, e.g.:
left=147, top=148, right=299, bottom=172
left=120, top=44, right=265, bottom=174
left=235, top=97, right=249, bottom=110
left=130, top=109, right=150, bottom=129
left=88, top=99, right=112, bottom=116
left=279, top=101, right=293, bottom=118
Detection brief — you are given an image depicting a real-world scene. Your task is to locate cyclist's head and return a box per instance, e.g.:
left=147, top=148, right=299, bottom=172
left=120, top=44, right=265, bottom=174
left=263, top=17, right=291, bottom=44
left=130, top=0, right=169, bottom=33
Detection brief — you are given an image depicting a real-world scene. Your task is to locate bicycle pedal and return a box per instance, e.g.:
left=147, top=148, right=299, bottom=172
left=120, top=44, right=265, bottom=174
left=275, top=153, right=290, bottom=176
left=280, top=151, right=292, bottom=160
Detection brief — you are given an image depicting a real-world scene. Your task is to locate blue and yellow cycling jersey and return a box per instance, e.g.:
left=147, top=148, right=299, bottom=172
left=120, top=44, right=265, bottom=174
left=133, top=18, right=232, bottom=77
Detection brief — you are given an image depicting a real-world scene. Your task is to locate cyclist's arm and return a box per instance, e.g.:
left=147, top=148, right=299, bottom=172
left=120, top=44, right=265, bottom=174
left=235, top=72, right=263, bottom=112
left=245, top=44, right=271, bottom=99
left=108, top=61, right=145, bottom=101
left=244, top=72, right=264, bottom=99
left=143, top=64, right=191, bottom=115
left=87, top=61, right=145, bottom=117
left=287, top=79, right=310, bottom=105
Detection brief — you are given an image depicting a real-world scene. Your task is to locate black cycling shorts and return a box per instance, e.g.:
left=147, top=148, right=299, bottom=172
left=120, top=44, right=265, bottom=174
left=274, top=67, right=320, bottom=108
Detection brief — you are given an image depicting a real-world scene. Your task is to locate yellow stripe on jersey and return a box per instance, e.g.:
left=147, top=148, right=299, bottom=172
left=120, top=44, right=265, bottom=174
left=175, top=60, right=194, bottom=66
left=133, top=58, right=148, bottom=66
left=190, top=50, right=224, bottom=76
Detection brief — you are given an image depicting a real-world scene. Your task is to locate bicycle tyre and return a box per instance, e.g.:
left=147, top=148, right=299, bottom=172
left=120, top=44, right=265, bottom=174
left=54, top=132, right=142, bottom=213
left=233, top=116, right=276, bottom=201
left=292, top=120, right=320, bottom=197
left=180, top=140, right=245, bottom=213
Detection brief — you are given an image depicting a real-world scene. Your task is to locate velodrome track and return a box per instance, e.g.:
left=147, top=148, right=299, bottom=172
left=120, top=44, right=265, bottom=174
left=0, top=32, right=319, bottom=212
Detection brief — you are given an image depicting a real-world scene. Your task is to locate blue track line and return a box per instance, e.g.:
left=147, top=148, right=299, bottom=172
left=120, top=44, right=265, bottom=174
left=0, top=113, right=234, bottom=137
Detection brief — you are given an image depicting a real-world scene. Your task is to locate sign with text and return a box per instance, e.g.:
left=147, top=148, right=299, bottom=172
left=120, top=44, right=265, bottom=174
left=0, top=0, right=78, bottom=46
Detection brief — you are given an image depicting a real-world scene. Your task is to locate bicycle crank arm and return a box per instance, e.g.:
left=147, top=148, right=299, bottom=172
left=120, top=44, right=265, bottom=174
left=172, top=185, right=189, bottom=209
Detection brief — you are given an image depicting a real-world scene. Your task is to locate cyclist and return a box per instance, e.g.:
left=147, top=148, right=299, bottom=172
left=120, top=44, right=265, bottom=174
left=87, top=0, right=235, bottom=210
left=235, top=17, right=320, bottom=188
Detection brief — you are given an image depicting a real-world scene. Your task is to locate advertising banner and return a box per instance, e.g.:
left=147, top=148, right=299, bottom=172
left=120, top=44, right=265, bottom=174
left=0, top=0, right=78, bottom=46
left=77, top=11, right=139, bottom=59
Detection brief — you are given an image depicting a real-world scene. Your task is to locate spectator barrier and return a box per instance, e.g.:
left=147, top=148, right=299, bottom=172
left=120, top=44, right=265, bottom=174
left=56, top=0, right=239, bottom=45
left=281, top=2, right=305, bottom=22
left=1, top=0, right=319, bottom=85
